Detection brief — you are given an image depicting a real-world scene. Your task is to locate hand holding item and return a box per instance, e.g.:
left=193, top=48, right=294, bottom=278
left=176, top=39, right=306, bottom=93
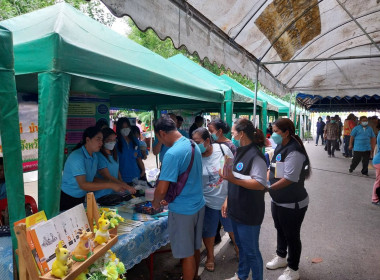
left=110, top=182, right=127, bottom=193
left=152, top=199, right=161, bottom=210
left=219, top=165, right=234, bottom=182
left=348, top=144, right=353, bottom=150
left=125, top=184, right=137, bottom=194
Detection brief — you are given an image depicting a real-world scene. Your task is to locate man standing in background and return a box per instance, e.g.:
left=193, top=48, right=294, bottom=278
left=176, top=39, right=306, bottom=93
left=349, top=116, right=376, bottom=176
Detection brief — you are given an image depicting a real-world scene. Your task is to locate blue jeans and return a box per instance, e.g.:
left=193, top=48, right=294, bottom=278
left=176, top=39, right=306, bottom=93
left=231, top=220, right=263, bottom=280
left=315, top=132, right=324, bottom=145
left=344, top=135, right=352, bottom=157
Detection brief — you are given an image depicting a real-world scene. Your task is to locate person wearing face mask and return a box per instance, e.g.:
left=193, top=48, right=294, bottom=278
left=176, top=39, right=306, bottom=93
left=152, top=116, right=204, bottom=280
left=60, top=126, right=128, bottom=211
left=208, top=118, right=237, bottom=245
left=323, top=116, right=340, bottom=158
left=220, top=119, right=267, bottom=280
left=94, top=128, right=136, bottom=200
left=208, top=119, right=237, bottom=155
left=315, top=117, right=325, bottom=146
left=349, top=116, right=376, bottom=176
left=116, top=118, right=145, bottom=184
left=131, top=125, right=148, bottom=160
left=192, top=127, right=238, bottom=273
left=266, top=118, right=311, bottom=280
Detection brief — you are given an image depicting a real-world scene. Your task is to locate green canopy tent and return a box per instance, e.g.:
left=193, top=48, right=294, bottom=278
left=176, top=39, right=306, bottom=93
left=168, top=54, right=279, bottom=128
left=0, top=26, right=25, bottom=251
left=218, top=74, right=285, bottom=132
left=0, top=3, right=225, bottom=219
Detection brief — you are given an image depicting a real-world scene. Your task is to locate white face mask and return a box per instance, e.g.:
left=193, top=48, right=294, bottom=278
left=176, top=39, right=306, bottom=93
left=104, top=141, right=116, bottom=150
left=120, top=127, right=131, bottom=137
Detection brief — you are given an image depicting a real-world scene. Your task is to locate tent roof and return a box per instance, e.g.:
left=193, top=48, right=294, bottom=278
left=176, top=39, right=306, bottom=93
left=100, top=0, right=380, bottom=100
left=0, top=3, right=225, bottom=109
left=297, top=93, right=380, bottom=112
left=219, top=74, right=289, bottom=114
left=168, top=54, right=280, bottom=112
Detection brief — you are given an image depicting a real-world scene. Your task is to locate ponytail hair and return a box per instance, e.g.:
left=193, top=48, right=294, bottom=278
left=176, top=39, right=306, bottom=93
left=73, top=126, right=102, bottom=151
left=234, top=118, right=265, bottom=148
left=273, top=118, right=311, bottom=179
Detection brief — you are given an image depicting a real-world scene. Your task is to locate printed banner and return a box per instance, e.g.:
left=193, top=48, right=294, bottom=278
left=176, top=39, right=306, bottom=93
left=65, top=92, right=110, bottom=153
left=0, top=92, right=39, bottom=172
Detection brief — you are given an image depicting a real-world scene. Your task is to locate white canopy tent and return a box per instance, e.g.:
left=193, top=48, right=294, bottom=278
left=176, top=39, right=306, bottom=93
left=99, top=0, right=380, bottom=101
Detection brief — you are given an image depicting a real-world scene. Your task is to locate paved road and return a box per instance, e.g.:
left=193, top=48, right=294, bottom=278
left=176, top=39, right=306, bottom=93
left=123, top=141, right=380, bottom=279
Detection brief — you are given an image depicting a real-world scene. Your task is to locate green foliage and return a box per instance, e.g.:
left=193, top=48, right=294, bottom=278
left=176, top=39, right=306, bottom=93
left=0, top=0, right=55, bottom=21
left=0, top=0, right=115, bottom=26
left=127, top=19, right=293, bottom=104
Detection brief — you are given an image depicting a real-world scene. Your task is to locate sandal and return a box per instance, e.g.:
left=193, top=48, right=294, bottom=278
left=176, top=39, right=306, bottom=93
left=205, top=261, right=215, bottom=272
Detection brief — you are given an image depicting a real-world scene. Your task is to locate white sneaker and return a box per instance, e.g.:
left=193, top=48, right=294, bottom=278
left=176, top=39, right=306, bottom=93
left=225, top=273, right=239, bottom=280
left=278, top=267, right=300, bottom=280
left=266, top=255, right=287, bottom=270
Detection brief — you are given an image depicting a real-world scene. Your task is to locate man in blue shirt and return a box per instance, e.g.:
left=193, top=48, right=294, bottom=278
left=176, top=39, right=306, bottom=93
left=349, top=116, right=376, bottom=175
left=152, top=116, right=205, bottom=280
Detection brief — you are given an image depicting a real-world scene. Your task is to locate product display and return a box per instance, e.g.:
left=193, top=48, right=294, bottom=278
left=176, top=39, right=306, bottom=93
left=51, top=241, right=72, bottom=279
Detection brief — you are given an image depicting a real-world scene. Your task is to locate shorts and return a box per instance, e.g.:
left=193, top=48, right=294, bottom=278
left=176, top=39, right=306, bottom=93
left=168, top=206, right=205, bottom=259
left=202, top=206, right=233, bottom=238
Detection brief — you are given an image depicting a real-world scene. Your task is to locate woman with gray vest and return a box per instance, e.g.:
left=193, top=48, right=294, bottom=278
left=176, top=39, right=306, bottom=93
left=266, top=118, right=310, bottom=280
left=221, top=118, right=267, bottom=280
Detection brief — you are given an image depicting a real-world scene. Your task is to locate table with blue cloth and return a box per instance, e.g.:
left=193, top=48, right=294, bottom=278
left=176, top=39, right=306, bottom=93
left=111, top=215, right=169, bottom=270
left=0, top=236, right=13, bottom=280
left=0, top=216, right=169, bottom=280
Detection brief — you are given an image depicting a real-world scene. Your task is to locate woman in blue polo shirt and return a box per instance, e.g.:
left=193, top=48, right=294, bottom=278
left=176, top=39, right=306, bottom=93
left=116, top=118, right=145, bottom=184
left=60, top=126, right=127, bottom=211
left=95, top=128, right=136, bottom=200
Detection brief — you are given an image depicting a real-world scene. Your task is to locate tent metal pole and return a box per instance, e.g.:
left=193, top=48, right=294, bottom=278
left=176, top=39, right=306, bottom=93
left=336, top=0, right=380, bottom=53
left=262, top=54, right=380, bottom=65
left=253, top=61, right=260, bottom=127
left=289, top=92, right=292, bottom=119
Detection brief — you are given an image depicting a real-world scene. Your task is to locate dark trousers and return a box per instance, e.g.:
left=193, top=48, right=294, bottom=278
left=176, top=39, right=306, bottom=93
left=350, top=151, right=370, bottom=174
left=315, top=132, right=324, bottom=145
left=343, top=135, right=352, bottom=157
left=271, top=203, right=307, bottom=271
left=326, top=139, right=337, bottom=156
left=60, top=190, right=85, bottom=211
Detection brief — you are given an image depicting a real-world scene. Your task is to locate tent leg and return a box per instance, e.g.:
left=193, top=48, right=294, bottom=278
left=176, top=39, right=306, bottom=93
left=261, top=101, right=268, bottom=134
left=38, top=72, right=71, bottom=219
left=225, top=90, right=234, bottom=138
left=220, top=101, right=225, bottom=121
left=0, top=27, right=25, bottom=252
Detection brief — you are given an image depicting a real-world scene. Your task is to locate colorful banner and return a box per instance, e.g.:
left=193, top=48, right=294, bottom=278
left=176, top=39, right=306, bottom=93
left=65, top=92, right=110, bottom=153
left=0, top=92, right=38, bottom=172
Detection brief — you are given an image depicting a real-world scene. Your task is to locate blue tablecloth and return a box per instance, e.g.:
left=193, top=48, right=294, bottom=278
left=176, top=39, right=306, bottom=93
left=112, top=216, right=169, bottom=270
left=0, top=216, right=169, bottom=280
left=0, top=236, right=13, bottom=280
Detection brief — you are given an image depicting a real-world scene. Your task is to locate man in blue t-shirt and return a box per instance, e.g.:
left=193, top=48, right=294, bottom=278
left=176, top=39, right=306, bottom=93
left=349, top=116, right=376, bottom=175
left=152, top=116, right=205, bottom=280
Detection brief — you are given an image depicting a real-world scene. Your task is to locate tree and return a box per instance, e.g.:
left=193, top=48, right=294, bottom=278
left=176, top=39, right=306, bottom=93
left=0, top=0, right=115, bottom=26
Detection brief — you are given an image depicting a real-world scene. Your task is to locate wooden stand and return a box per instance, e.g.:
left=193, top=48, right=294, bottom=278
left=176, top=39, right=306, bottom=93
left=15, top=192, right=117, bottom=280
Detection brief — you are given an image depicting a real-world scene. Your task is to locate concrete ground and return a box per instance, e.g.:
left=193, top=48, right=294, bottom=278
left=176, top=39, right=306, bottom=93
left=24, top=142, right=380, bottom=279
left=127, top=141, right=380, bottom=280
